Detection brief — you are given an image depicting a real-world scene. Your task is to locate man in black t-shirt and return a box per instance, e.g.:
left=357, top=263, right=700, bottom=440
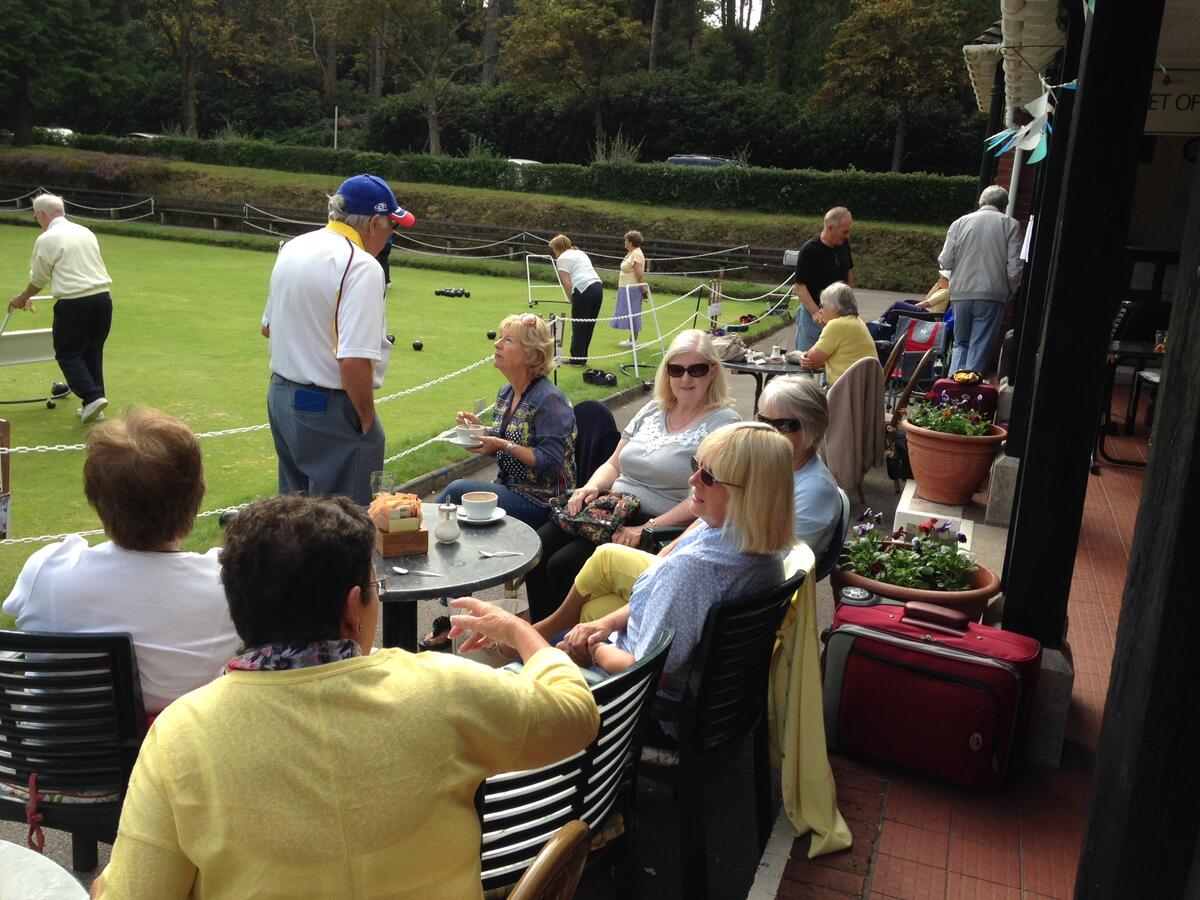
left=792, top=207, right=854, bottom=350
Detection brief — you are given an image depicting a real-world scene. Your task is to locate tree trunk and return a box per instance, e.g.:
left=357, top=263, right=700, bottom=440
left=426, top=98, right=442, bottom=155
left=323, top=34, right=337, bottom=104
left=593, top=105, right=605, bottom=157
left=370, top=32, right=385, bottom=97
left=481, top=1, right=500, bottom=85
left=649, top=0, right=666, bottom=71
left=182, top=55, right=198, bottom=136
left=890, top=109, right=907, bottom=172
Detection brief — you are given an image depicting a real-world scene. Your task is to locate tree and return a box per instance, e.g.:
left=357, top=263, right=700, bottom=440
left=815, top=0, right=965, bottom=171
left=143, top=0, right=233, bottom=134
left=376, top=0, right=484, bottom=155
left=502, top=0, right=646, bottom=152
left=0, top=0, right=122, bottom=144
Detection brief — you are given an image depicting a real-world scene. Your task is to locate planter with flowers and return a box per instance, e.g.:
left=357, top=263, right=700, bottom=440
left=902, top=391, right=1007, bottom=505
left=831, top=512, right=1000, bottom=619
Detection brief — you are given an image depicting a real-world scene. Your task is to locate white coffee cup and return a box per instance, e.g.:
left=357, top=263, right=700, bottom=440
left=455, top=424, right=487, bottom=444
left=461, top=490, right=499, bottom=520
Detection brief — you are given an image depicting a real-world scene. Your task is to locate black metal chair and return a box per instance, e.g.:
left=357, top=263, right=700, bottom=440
left=478, top=630, right=673, bottom=897
left=813, top=486, right=851, bottom=583
left=640, top=568, right=807, bottom=900
left=0, top=631, right=147, bottom=871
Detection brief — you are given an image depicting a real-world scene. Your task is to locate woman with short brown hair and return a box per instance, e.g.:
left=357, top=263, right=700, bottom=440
left=2, top=408, right=239, bottom=715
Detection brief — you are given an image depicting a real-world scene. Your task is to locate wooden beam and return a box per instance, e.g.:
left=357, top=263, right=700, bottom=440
left=1075, top=100, right=1200, bottom=900
left=1000, top=0, right=1166, bottom=647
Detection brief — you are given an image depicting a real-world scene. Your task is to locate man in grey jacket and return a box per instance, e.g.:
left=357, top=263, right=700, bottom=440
left=938, top=185, right=1023, bottom=374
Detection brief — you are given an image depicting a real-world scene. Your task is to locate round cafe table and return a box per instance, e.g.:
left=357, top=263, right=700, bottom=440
left=722, top=359, right=815, bottom=414
left=375, top=503, right=541, bottom=651
left=0, top=839, right=88, bottom=899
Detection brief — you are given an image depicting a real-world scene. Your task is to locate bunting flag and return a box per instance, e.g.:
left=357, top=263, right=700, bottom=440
left=983, top=79, right=1070, bottom=166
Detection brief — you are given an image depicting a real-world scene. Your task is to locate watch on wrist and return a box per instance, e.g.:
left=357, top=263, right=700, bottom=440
left=505, top=441, right=515, bottom=455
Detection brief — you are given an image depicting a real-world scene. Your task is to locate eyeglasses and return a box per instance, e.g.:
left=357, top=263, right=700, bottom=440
left=690, top=456, right=741, bottom=488
left=370, top=576, right=387, bottom=595
left=666, top=363, right=712, bottom=379
left=755, top=414, right=804, bottom=434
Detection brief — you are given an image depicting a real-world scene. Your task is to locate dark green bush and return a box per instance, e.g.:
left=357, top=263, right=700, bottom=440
left=67, top=134, right=973, bottom=226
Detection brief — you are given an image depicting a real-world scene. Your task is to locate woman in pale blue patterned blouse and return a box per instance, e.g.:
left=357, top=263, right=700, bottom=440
left=438, top=314, right=576, bottom=528
left=464, top=423, right=795, bottom=695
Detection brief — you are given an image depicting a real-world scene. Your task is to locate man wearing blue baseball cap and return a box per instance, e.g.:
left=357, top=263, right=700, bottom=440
left=261, top=174, right=416, bottom=505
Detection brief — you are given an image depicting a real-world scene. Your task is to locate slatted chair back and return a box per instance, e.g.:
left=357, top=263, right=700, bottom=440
left=643, top=567, right=807, bottom=899
left=0, top=630, right=146, bottom=870
left=674, top=570, right=806, bottom=756
left=479, top=630, right=673, bottom=892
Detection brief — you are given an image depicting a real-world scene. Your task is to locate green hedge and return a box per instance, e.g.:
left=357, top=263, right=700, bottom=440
left=69, top=135, right=973, bottom=226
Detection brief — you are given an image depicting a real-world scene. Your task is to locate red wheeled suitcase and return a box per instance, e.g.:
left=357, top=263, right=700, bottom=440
left=930, top=378, right=1000, bottom=423
left=822, top=602, right=1041, bottom=791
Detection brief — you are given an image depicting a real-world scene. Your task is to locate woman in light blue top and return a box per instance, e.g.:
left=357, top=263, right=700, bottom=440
left=756, top=375, right=842, bottom=558
left=466, top=423, right=795, bottom=693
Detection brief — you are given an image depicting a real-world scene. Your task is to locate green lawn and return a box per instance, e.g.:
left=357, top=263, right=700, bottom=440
left=0, top=223, right=782, bottom=599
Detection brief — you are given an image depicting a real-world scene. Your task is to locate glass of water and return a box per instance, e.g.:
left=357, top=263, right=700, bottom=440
left=370, top=470, right=395, bottom=497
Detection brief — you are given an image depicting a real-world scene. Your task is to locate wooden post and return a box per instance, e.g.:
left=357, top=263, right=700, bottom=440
left=999, top=0, right=1166, bottom=648
left=1075, top=106, right=1200, bottom=900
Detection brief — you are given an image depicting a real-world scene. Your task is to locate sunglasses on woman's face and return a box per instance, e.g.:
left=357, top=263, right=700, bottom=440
left=667, top=362, right=713, bottom=379
left=755, top=414, right=804, bottom=434
left=689, top=456, right=741, bottom=488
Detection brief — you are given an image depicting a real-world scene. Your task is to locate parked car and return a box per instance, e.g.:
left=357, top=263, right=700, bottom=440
left=40, top=127, right=74, bottom=145
left=125, top=132, right=164, bottom=140
left=666, top=154, right=736, bottom=168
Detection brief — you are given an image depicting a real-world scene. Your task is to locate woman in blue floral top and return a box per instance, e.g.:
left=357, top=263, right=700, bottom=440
left=438, top=314, right=576, bottom=527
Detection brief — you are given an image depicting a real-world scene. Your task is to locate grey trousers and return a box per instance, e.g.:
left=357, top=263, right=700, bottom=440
left=267, top=374, right=384, bottom=506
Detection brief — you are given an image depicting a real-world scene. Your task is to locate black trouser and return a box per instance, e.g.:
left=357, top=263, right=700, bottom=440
left=569, top=282, right=603, bottom=360
left=52, top=292, right=112, bottom=405
left=526, top=510, right=650, bottom=623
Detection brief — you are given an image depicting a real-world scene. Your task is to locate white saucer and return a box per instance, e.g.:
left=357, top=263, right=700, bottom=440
left=447, top=435, right=484, bottom=448
left=458, top=507, right=507, bottom=525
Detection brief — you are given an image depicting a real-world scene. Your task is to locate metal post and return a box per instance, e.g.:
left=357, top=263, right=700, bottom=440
left=333, top=105, right=339, bottom=150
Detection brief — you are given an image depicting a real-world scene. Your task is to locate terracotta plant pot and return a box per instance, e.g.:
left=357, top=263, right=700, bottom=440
left=831, top=562, right=1001, bottom=621
left=902, top=420, right=1008, bottom=506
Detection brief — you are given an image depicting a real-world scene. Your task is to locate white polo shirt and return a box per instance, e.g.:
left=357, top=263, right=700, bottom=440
left=262, top=222, right=391, bottom=389
left=29, top=216, right=112, bottom=299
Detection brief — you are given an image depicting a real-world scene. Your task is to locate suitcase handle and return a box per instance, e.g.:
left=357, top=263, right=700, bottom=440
left=901, top=601, right=970, bottom=634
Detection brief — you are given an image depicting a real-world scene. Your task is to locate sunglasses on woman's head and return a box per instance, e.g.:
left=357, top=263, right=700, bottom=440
left=519, top=314, right=538, bottom=326
left=755, top=414, right=804, bottom=434
left=666, top=362, right=713, bottom=378
left=689, top=456, right=741, bottom=488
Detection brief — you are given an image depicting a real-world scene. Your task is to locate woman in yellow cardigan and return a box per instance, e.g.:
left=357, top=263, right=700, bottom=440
left=95, top=494, right=598, bottom=900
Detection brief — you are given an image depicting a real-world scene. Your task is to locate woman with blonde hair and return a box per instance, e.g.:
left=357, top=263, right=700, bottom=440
left=465, top=422, right=795, bottom=692
left=524, top=329, right=740, bottom=620
left=439, top=313, right=576, bottom=527
left=548, top=233, right=603, bottom=365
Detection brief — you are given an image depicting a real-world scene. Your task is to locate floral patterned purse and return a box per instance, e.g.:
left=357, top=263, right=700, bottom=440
left=548, top=492, right=641, bottom=544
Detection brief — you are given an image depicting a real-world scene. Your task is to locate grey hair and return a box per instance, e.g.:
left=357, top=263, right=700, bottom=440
left=327, top=193, right=375, bottom=231
left=824, top=206, right=851, bottom=228
left=978, top=185, right=1009, bottom=210
left=820, top=281, right=858, bottom=317
left=32, top=193, right=65, bottom=217
left=760, top=376, right=829, bottom=451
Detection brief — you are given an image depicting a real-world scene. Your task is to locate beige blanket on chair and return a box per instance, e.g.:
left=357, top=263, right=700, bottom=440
left=821, top=356, right=885, bottom=495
